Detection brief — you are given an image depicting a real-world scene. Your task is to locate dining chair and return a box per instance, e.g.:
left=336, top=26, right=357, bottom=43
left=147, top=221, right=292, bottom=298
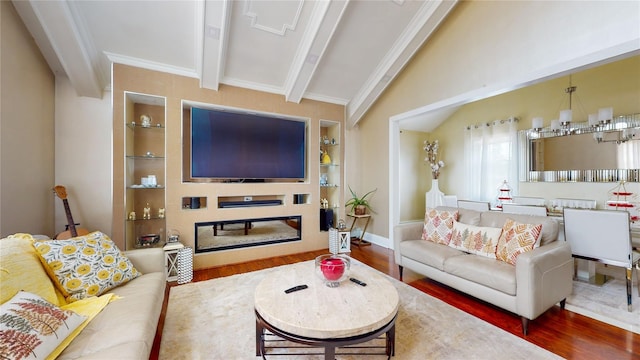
left=512, top=196, right=546, bottom=207
left=563, top=208, right=640, bottom=311
left=502, top=203, right=548, bottom=216
left=457, top=200, right=490, bottom=211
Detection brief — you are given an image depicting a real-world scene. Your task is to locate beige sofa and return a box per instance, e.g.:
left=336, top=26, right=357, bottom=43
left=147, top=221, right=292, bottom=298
left=393, top=207, right=573, bottom=334
left=0, top=234, right=166, bottom=359
left=58, top=247, right=167, bottom=359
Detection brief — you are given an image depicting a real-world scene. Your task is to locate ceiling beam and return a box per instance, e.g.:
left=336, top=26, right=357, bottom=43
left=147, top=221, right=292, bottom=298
left=201, top=0, right=231, bottom=91
left=284, top=0, right=349, bottom=104
left=13, top=0, right=103, bottom=98
left=346, top=0, right=458, bottom=128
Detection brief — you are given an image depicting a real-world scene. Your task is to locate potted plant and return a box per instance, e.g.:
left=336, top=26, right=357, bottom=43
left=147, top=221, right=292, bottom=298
left=346, top=186, right=377, bottom=215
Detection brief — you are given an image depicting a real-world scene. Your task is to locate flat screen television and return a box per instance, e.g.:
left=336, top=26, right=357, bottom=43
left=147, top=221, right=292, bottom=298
left=190, top=107, right=307, bottom=181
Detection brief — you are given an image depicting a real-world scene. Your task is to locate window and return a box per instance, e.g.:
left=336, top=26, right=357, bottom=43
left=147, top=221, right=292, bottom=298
left=463, top=118, right=518, bottom=205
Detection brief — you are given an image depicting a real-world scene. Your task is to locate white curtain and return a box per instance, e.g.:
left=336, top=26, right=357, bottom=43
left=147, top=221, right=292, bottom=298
left=617, top=141, right=640, bottom=168
left=463, top=118, right=519, bottom=204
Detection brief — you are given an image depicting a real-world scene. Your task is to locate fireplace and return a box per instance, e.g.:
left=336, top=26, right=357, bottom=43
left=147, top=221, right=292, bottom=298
left=194, top=216, right=301, bottom=253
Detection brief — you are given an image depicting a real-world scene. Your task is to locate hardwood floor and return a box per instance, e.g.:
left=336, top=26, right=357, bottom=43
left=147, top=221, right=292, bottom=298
left=151, top=244, right=640, bottom=360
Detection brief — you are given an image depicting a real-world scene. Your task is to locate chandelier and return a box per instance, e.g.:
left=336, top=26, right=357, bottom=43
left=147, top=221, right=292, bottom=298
left=528, top=77, right=639, bottom=143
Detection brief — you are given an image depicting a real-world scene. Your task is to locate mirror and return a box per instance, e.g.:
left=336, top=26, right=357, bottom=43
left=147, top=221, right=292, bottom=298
left=520, top=114, right=640, bottom=182
left=194, top=216, right=301, bottom=253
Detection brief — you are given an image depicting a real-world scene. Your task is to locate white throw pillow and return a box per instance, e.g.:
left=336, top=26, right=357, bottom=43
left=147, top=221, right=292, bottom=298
left=449, top=221, right=503, bottom=259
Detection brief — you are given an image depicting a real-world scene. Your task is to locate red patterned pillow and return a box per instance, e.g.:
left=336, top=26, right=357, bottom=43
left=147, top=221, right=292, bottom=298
left=495, top=219, right=542, bottom=265
left=422, top=208, right=458, bottom=245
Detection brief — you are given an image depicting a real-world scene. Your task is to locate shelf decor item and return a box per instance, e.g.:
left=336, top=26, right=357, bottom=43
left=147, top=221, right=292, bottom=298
left=315, top=254, right=350, bottom=287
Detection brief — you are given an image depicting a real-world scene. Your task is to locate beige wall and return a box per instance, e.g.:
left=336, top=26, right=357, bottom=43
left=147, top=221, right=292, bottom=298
left=0, top=1, right=55, bottom=236
left=54, top=77, right=112, bottom=234
left=112, top=64, right=345, bottom=269
left=351, top=1, right=639, bottom=237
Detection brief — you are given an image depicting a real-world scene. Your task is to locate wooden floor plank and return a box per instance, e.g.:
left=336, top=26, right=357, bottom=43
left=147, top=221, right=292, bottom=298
left=150, top=244, right=640, bottom=360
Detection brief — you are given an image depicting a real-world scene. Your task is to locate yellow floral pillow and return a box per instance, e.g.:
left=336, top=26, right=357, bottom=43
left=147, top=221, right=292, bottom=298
left=34, top=231, right=140, bottom=302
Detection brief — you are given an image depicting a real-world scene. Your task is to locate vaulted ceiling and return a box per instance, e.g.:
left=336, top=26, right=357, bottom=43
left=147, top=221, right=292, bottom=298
left=13, top=0, right=457, bottom=128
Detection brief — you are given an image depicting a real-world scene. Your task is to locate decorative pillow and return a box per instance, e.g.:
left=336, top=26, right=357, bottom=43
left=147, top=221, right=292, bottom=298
left=0, top=235, right=60, bottom=306
left=34, top=231, right=140, bottom=302
left=495, top=219, right=543, bottom=265
left=0, top=291, right=86, bottom=360
left=449, top=221, right=503, bottom=259
left=421, top=208, right=458, bottom=245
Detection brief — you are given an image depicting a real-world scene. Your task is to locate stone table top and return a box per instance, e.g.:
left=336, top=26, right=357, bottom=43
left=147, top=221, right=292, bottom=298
left=254, top=259, right=399, bottom=339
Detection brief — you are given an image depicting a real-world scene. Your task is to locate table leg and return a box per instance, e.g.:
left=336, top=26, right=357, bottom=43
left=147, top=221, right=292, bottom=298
left=386, top=323, right=395, bottom=356
left=324, top=345, right=336, bottom=360
left=256, top=318, right=263, bottom=356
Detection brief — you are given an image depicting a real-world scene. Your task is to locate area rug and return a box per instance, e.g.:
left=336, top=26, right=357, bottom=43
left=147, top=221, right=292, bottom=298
left=565, top=263, right=640, bottom=334
left=159, top=260, right=561, bottom=359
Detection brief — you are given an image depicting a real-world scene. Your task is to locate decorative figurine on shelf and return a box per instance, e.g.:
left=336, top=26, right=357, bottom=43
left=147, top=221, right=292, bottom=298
left=322, top=135, right=330, bottom=145
left=128, top=211, right=136, bottom=221
left=143, top=203, right=151, bottom=219
left=320, top=173, right=328, bottom=186
left=140, top=114, right=152, bottom=127
left=158, top=208, right=165, bottom=219
left=320, top=198, right=329, bottom=209
left=321, top=149, right=332, bottom=164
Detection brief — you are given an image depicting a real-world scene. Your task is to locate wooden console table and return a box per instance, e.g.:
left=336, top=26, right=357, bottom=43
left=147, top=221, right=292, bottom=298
left=347, top=213, right=371, bottom=247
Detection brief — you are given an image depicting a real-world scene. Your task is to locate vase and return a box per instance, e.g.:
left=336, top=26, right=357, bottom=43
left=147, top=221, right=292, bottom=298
left=426, top=179, right=445, bottom=210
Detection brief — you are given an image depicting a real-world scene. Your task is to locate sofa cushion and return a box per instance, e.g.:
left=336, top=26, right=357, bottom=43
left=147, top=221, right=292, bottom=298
left=449, top=221, right=503, bottom=259
left=479, top=211, right=558, bottom=246
left=444, top=254, right=517, bottom=295
left=0, top=234, right=60, bottom=306
left=35, top=231, right=140, bottom=302
left=495, top=219, right=542, bottom=265
left=400, top=239, right=466, bottom=271
left=0, top=291, right=87, bottom=360
left=422, top=208, right=458, bottom=245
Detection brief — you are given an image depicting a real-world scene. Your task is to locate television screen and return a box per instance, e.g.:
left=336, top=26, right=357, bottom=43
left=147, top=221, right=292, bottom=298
left=191, top=107, right=307, bottom=180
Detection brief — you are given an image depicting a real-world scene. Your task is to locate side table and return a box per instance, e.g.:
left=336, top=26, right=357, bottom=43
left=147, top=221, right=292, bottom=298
left=347, top=213, right=371, bottom=247
left=163, top=242, right=184, bottom=282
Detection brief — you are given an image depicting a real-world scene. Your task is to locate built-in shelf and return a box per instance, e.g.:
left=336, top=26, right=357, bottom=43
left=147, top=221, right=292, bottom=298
left=126, top=123, right=165, bottom=129
left=182, top=196, right=207, bottom=209
left=124, top=92, right=167, bottom=250
left=320, top=120, right=341, bottom=231
left=293, top=194, right=310, bottom=205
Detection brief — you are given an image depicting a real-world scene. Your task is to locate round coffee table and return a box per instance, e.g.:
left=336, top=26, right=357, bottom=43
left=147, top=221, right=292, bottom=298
left=254, top=260, right=399, bottom=359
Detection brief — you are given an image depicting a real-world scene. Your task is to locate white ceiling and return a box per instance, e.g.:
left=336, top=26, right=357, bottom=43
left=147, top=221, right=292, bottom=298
left=13, top=0, right=458, bottom=129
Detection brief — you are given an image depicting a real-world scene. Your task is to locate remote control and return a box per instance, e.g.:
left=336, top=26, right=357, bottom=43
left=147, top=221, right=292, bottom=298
left=284, top=285, right=308, bottom=294
left=350, top=278, right=367, bottom=286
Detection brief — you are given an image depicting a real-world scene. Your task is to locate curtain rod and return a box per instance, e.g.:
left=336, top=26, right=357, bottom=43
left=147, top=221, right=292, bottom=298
left=465, top=116, right=519, bottom=130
